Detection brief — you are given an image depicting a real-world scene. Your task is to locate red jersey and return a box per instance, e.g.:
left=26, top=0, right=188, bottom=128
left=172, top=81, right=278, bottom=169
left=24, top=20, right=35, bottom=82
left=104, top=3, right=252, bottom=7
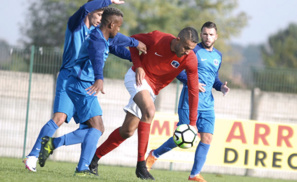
left=130, top=30, right=199, bottom=125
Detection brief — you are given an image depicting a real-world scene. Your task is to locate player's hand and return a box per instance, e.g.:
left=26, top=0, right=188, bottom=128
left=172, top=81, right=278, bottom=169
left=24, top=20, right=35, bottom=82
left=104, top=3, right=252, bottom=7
left=136, top=41, right=147, bottom=54
left=86, top=79, right=105, bottom=96
left=135, top=67, right=145, bottom=86
left=199, top=82, right=206, bottom=92
left=221, top=81, right=230, bottom=96
left=111, top=0, right=125, bottom=4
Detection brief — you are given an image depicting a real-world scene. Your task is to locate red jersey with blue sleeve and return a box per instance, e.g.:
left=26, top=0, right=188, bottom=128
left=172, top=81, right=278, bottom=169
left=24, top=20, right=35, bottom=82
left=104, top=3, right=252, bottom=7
left=129, top=30, right=199, bottom=125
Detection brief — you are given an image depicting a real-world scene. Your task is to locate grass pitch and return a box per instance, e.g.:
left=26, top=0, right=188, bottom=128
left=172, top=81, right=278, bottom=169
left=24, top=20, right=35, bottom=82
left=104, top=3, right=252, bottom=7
left=0, top=157, right=295, bottom=182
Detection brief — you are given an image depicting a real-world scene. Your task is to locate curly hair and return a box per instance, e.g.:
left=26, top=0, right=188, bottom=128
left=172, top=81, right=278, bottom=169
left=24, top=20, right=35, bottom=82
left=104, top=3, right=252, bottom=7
left=101, top=7, right=124, bottom=26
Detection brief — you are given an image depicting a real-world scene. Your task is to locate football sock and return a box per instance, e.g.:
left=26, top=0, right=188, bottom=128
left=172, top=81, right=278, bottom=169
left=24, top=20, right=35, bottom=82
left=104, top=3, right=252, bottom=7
left=190, top=142, right=210, bottom=176
left=53, top=128, right=89, bottom=149
left=153, top=137, right=177, bottom=158
left=77, top=128, right=102, bottom=171
left=137, top=122, right=151, bottom=161
left=28, top=119, right=58, bottom=157
left=95, top=127, right=125, bottom=158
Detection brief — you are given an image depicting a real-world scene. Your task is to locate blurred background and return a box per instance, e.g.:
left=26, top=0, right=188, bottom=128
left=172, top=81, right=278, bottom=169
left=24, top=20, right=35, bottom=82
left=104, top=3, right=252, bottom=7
left=0, top=0, right=297, bottom=180
left=1, top=0, right=297, bottom=91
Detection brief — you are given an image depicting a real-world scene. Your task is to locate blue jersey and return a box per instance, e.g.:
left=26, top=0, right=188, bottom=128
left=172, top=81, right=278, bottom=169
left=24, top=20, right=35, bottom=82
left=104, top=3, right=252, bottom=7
left=71, top=27, right=139, bottom=82
left=177, top=43, right=223, bottom=111
left=60, top=0, right=112, bottom=70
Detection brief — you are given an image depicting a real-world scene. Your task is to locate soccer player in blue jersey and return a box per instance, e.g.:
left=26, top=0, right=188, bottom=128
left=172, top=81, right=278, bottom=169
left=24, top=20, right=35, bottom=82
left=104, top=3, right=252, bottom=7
left=64, top=6, right=144, bottom=176
left=145, top=22, right=230, bottom=182
left=23, top=0, right=146, bottom=172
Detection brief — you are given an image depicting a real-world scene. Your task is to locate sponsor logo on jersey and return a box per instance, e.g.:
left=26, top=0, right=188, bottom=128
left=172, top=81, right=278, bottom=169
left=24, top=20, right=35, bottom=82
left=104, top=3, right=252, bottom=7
left=201, top=58, right=207, bottom=61
left=155, top=52, right=163, bottom=57
left=171, top=60, right=180, bottom=68
left=213, top=59, right=219, bottom=66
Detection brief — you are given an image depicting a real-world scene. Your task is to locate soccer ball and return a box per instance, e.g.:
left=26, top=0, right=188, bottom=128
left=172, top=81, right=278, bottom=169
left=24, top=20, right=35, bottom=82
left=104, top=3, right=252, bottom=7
left=173, top=124, right=198, bottom=149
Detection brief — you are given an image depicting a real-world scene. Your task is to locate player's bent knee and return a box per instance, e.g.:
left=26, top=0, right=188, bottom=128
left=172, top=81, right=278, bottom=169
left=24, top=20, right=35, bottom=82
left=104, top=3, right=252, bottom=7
left=52, top=113, right=67, bottom=126
left=141, top=107, right=155, bottom=122
left=201, top=133, right=213, bottom=144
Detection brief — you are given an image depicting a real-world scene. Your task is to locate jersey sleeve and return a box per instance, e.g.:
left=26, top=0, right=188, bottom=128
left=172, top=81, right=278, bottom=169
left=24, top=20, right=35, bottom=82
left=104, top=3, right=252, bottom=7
left=109, top=46, right=131, bottom=61
left=68, top=0, right=112, bottom=32
left=176, top=70, right=188, bottom=84
left=88, top=31, right=106, bottom=80
left=185, top=55, right=199, bottom=126
left=213, top=60, right=223, bottom=91
left=109, top=33, right=139, bottom=47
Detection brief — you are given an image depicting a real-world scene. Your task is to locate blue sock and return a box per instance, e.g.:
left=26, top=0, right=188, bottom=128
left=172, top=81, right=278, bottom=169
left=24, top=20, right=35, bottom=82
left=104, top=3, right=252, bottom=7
left=53, top=128, right=89, bottom=149
left=191, top=142, right=210, bottom=176
left=154, top=137, right=177, bottom=158
left=28, top=119, right=58, bottom=157
left=77, top=128, right=102, bottom=171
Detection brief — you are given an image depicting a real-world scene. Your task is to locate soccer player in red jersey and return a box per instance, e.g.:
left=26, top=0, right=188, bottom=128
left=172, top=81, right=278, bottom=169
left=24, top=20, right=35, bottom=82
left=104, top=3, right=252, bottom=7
left=90, top=27, right=200, bottom=180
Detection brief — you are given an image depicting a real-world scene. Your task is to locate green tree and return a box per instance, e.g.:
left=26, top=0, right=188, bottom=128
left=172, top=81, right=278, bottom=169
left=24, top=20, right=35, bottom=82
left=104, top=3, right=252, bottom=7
left=22, top=0, right=248, bottom=52
left=261, top=23, right=297, bottom=68
left=119, top=0, right=248, bottom=60
left=21, top=0, right=81, bottom=47
left=20, top=0, right=248, bottom=78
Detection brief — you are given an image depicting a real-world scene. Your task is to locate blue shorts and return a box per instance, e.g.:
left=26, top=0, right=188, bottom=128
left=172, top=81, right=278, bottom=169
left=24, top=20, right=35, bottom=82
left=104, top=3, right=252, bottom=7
left=66, top=76, right=102, bottom=124
left=53, top=69, right=77, bottom=123
left=177, top=109, right=215, bottom=134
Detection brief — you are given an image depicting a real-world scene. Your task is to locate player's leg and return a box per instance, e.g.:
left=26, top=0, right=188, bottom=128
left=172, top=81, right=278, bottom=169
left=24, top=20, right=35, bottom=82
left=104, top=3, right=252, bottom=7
left=93, top=112, right=139, bottom=159
left=66, top=76, right=103, bottom=176
left=133, top=90, right=156, bottom=180
left=76, top=116, right=103, bottom=173
left=189, top=110, right=214, bottom=181
left=146, top=108, right=189, bottom=171
left=38, top=71, right=78, bottom=167
left=23, top=113, right=61, bottom=172
left=89, top=112, right=140, bottom=175
left=54, top=124, right=89, bottom=148
left=39, top=124, right=89, bottom=163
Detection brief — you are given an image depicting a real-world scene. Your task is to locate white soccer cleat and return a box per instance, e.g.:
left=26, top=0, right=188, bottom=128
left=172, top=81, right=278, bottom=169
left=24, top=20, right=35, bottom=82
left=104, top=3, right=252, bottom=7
left=23, top=156, right=38, bottom=172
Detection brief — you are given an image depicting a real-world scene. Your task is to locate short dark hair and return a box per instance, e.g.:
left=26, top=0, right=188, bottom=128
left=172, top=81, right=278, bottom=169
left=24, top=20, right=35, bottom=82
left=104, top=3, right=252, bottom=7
left=101, top=7, right=124, bottom=26
left=201, top=21, right=217, bottom=32
left=178, top=27, right=199, bottom=43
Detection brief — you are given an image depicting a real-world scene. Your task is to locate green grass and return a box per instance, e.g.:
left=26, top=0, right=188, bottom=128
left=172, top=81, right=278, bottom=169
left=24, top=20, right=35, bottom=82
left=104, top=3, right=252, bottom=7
left=0, top=157, right=295, bottom=182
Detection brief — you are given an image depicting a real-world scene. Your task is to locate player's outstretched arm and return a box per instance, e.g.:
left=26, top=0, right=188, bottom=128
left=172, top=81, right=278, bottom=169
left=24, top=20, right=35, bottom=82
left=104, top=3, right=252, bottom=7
left=221, top=81, right=230, bottom=96
left=111, top=0, right=125, bottom=4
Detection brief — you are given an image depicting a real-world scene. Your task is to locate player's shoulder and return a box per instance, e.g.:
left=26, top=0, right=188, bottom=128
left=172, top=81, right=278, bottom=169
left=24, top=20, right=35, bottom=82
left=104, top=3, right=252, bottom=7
left=187, top=50, right=197, bottom=59
left=90, top=28, right=103, bottom=39
left=212, top=47, right=222, bottom=57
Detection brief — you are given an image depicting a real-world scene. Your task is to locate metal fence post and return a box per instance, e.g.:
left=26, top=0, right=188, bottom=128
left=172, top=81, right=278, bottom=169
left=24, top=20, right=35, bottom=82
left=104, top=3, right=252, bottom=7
left=22, top=45, right=35, bottom=158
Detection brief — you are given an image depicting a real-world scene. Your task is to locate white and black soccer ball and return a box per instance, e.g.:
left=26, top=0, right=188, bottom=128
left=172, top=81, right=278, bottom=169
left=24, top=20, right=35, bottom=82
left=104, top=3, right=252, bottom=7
left=173, top=124, right=198, bottom=149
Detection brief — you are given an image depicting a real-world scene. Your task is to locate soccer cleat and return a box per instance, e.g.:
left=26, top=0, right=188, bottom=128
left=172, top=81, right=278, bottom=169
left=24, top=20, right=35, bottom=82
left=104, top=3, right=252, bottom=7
left=188, top=174, right=207, bottom=182
left=38, top=136, right=55, bottom=167
left=146, top=150, right=157, bottom=171
left=89, top=156, right=99, bottom=176
left=23, top=156, right=38, bottom=172
left=74, top=169, right=98, bottom=178
left=136, top=161, right=155, bottom=180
